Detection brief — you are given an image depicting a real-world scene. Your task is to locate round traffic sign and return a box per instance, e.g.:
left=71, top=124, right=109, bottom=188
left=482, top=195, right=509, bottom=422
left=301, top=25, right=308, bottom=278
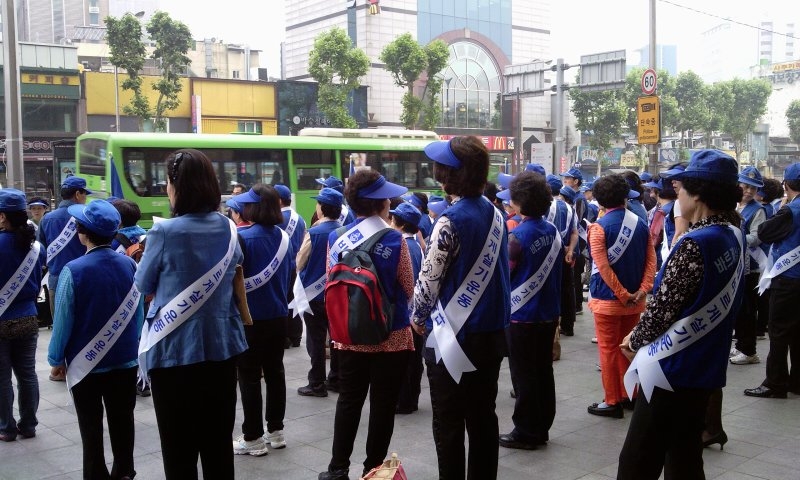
left=641, top=68, right=657, bottom=95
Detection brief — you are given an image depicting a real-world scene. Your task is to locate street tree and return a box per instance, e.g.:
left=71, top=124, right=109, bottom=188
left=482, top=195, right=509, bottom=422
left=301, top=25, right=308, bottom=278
left=419, top=40, right=450, bottom=131
left=570, top=79, right=628, bottom=176
left=718, top=78, right=772, bottom=161
left=787, top=99, right=800, bottom=146
left=308, top=27, right=370, bottom=128
left=697, top=82, right=731, bottom=148
left=672, top=71, right=709, bottom=153
left=106, top=12, right=192, bottom=132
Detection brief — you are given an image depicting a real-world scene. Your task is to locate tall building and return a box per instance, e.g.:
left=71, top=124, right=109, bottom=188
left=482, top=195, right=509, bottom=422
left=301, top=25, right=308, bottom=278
left=758, top=20, right=796, bottom=65
left=632, top=44, right=678, bottom=76
left=13, top=0, right=110, bottom=44
left=283, top=0, right=552, bottom=142
left=696, top=22, right=757, bottom=83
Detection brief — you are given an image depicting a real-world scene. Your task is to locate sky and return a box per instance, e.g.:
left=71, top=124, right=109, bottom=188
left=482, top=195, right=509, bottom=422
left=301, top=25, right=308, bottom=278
left=159, top=0, right=796, bottom=78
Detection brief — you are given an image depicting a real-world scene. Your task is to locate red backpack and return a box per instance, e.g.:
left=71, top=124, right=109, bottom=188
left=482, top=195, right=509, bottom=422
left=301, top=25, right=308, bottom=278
left=325, top=228, right=394, bottom=345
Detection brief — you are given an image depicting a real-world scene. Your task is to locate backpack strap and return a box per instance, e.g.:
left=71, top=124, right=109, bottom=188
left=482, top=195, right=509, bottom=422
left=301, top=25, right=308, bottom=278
left=115, top=232, right=133, bottom=249
left=355, top=228, right=393, bottom=254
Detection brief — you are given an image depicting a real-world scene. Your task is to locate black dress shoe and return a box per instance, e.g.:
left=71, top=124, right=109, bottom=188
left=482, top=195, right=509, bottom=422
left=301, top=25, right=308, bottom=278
left=499, top=432, right=540, bottom=450
left=744, top=385, right=787, bottom=398
left=587, top=402, right=624, bottom=418
left=298, top=384, right=328, bottom=397
left=620, top=398, right=636, bottom=411
left=318, top=469, right=349, bottom=480
left=325, top=380, right=340, bottom=393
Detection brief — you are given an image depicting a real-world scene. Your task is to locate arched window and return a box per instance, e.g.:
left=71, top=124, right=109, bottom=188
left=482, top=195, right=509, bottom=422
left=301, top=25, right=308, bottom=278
left=440, top=41, right=502, bottom=129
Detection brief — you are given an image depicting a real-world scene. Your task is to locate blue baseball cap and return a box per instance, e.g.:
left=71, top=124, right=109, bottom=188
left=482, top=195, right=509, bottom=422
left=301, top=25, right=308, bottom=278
left=232, top=188, right=261, bottom=204
left=669, top=150, right=738, bottom=185
left=68, top=200, right=120, bottom=237
left=640, top=172, right=653, bottom=182
left=496, top=188, right=512, bottom=201
left=559, top=167, right=583, bottom=180
left=356, top=175, right=408, bottom=199
left=580, top=181, right=594, bottom=193
left=784, top=163, right=800, bottom=181
left=312, top=187, right=344, bottom=208
left=225, top=198, right=244, bottom=213
left=525, top=163, right=546, bottom=175
left=61, top=176, right=93, bottom=194
left=429, top=200, right=449, bottom=216
left=624, top=176, right=641, bottom=199
left=316, top=176, right=344, bottom=192
left=738, top=166, right=764, bottom=188
left=546, top=174, right=562, bottom=195
left=274, top=184, right=291, bottom=201
left=390, top=202, right=422, bottom=226
left=403, top=192, right=424, bottom=209
left=28, top=197, right=49, bottom=208
left=497, top=172, right=514, bottom=189
left=0, top=188, right=27, bottom=212
left=428, top=195, right=445, bottom=203
left=660, top=164, right=686, bottom=178
left=644, top=178, right=663, bottom=190
left=424, top=139, right=462, bottom=168
left=559, top=186, right=576, bottom=202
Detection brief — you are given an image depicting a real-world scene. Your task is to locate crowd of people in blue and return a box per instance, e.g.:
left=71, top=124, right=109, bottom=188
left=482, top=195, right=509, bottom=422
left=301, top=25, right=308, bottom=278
left=1, top=136, right=800, bottom=480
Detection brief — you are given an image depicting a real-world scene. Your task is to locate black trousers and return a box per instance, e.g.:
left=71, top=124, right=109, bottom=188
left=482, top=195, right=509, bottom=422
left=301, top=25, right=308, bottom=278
left=304, top=301, right=330, bottom=386
left=617, top=386, right=711, bottom=480
left=328, top=349, right=410, bottom=474
left=507, top=321, right=557, bottom=443
left=238, top=318, right=287, bottom=438
left=560, top=263, right=576, bottom=333
left=397, top=330, right=424, bottom=411
left=425, top=330, right=505, bottom=480
left=764, top=276, right=800, bottom=393
left=150, top=358, right=238, bottom=480
left=72, top=367, right=137, bottom=480
left=573, top=254, right=586, bottom=312
left=756, top=288, right=770, bottom=336
left=733, top=272, right=759, bottom=356
left=287, top=271, right=303, bottom=343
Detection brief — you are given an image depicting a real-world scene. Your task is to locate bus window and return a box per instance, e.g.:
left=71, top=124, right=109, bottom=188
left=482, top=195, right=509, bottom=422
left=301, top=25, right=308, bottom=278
left=345, top=150, right=432, bottom=190
left=78, top=139, right=108, bottom=177
left=293, top=149, right=334, bottom=165
left=296, top=167, right=333, bottom=190
left=125, top=152, right=148, bottom=197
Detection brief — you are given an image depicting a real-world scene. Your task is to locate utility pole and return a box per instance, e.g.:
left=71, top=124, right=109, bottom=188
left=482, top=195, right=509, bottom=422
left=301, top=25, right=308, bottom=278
left=555, top=58, right=566, bottom=174
left=648, top=0, right=659, bottom=174
left=516, top=87, right=522, bottom=174
left=3, top=0, right=25, bottom=190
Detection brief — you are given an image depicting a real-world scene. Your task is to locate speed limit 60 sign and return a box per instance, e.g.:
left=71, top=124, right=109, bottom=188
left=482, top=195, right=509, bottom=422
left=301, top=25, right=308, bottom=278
left=641, top=68, right=657, bottom=95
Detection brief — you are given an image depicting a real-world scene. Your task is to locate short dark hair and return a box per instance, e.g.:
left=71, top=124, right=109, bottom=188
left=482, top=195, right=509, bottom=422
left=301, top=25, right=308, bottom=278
left=484, top=182, right=499, bottom=204
left=392, top=216, right=419, bottom=234
left=345, top=170, right=387, bottom=217
left=60, top=186, right=82, bottom=200
left=786, top=179, right=800, bottom=193
left=433, top=136, right=488, bottom=197
left=509, top=171, right=551, bottom=218
left=412, top=192, right=429, bottom=214
left=242, top=184, right=283, bottom=226
left=593, top=174, right=629, bottom=209
left=621, top=171, right=643, bottom=197
left=761, top=178, right=783, bottom=202
left=232, top=183, right=245, bottom=192
left=657, top=182, right=678, bottom=200
left=3, top=210, right=36, bottom=250
left=319, top=202, right=342, bottom=220
left=167, top=149, right=222, bottom=216
left=112, top=199, right=141, bottom=227
left=76, top=222, right=113, bottom=246
left=680, top=177, right=742, bottom=212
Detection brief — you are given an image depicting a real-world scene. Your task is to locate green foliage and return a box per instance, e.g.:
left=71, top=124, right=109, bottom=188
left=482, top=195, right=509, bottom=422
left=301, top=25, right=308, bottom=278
left=788, top=99, right=800, bottom=146
left=718, top=78, right=772, bottom=160
left=380, top=36, right=449, bottom=129
left=147, top=11, right=193, bottom=132
left=308, top=27, right=369, bottom=128
left=106, top=11, right=192, bottom=132
left=571, top=77, right=628, bottom=154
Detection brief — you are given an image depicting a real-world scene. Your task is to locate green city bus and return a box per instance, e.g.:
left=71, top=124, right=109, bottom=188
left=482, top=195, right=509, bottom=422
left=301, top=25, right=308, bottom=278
left=74, top=129, right=441, bottom=227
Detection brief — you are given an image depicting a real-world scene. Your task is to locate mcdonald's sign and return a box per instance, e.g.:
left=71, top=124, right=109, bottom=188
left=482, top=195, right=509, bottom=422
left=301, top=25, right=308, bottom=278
left=437, top=135, right=514, bottom=152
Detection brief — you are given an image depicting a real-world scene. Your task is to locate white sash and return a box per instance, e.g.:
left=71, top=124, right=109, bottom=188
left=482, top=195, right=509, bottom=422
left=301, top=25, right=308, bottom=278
left=66, top=283, right=140, bottom=389
left=137, top=217, right=238, bottom=381
left=748, top=246, right=768, bottom=275
left=244, top=229, right=290, bottom=292
left=591, top=209, right=639, bottom=276
left=338, top=205, right=350, bottom=225
left=510, top=232, right=562, bottom=314
left=625, top=226, right=744, bottom=401
left=288, top=273, right=326, bottom=321
left=283, top=208, right=300, bottom=238
left=46, top=218, right=77, bottom=263
left=115, top=245, right=126, bottom=254
left=426, top=203, right=504, bottom=383
left=0, top=242, right=42, bottom=317
left=547, top=202, right=557, bottom=223
left=328, top=216, right=389, bottom=268
left=757, top=243, right=800, bottom=295
left=660, top=222, right=671, bottom=262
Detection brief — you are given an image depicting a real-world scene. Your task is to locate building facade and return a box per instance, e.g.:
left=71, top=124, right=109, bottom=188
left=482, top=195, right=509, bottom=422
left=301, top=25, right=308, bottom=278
left=283, top=0, right=553, bottom=164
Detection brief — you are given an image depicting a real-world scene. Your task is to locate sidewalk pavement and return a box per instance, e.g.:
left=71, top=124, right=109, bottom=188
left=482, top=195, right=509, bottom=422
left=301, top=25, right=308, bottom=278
left=2, top=307, right=799, bottom=480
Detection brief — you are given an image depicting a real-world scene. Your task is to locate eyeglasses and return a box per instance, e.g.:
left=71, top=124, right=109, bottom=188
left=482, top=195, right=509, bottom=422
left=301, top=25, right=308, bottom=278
left=169, top=151, right=191, bottom=183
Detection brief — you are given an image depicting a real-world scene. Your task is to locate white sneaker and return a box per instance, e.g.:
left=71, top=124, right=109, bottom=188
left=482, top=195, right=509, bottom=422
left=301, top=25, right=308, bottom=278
left=233, top=435, right=269, bottom=456
left=730, top=352, right=760, bottom=365
left=264, top=430, right=286, bottom=449
left=729, top=347, right=741, bottom=358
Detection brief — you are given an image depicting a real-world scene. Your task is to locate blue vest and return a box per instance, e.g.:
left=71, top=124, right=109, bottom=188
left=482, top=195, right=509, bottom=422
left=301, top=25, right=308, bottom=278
left=627, top=198, right=648, bottom=223
left=404, top=235, right=423, bottom=281
left=280, top=209, right=306, bottom=267
left=589, top=209, right=650, bottom=300
left=662, top=201, right=676, bottom=247
left=740, top=199, right=768, bottom=271
left=770, top=198, right=800, bottom=280
left=418, top=214, right=433, bottom=240
left=427, top=197, right=510, bottom=336
left=65, top=247, right=140, bottom=370
left=240, top=224, right=293, bottom=320
left=300, top=219, right=340, bottom=302
left=328, top=218, right=411, bottom=331
left=0, top=233, right=46, bottom=321
left=656, top=225, right=743, bottom=389
left=39, top=200, right=85, bottom=276
left=509, top=217, right=562, bottom=322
